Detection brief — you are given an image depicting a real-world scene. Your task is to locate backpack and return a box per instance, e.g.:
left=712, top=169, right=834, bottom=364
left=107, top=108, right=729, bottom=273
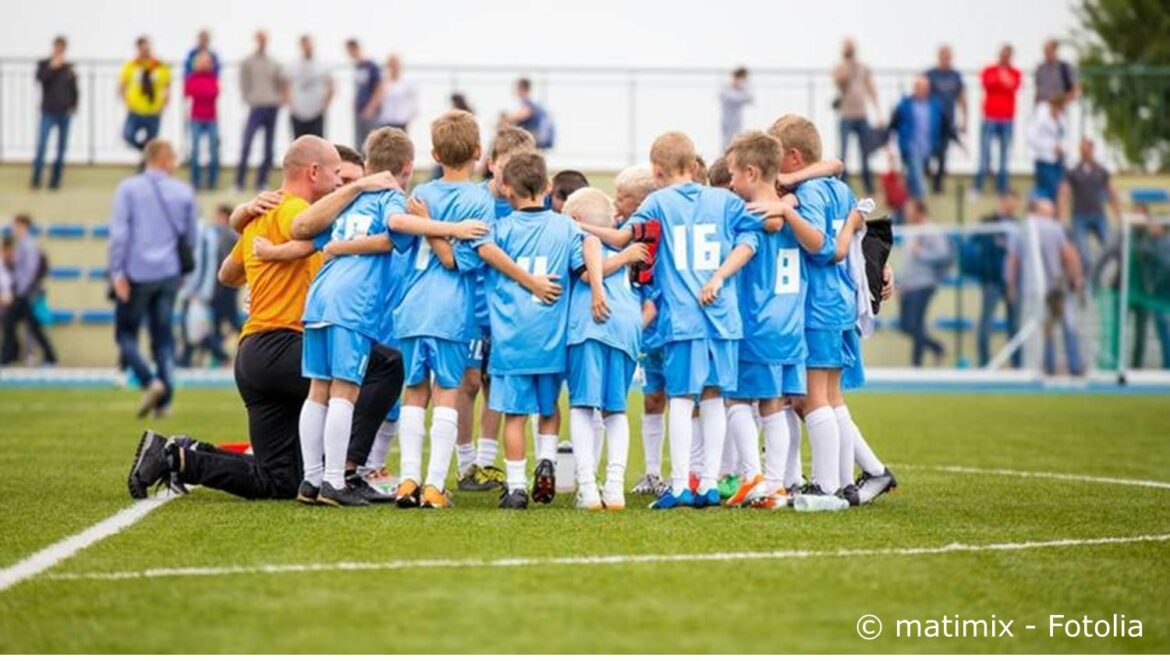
left=533, top=107, right=556, bottom=150
left=959, top=232, right=1006, bottom=284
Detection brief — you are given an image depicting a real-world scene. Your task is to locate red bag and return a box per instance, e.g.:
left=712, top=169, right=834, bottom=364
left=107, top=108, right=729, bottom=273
left=881, top=168, right=908, bottom=212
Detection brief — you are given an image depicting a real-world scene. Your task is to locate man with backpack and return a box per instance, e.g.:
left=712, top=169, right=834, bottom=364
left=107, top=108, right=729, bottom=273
left=961, top=192, right=1022, bottom=368
left=502, top=77, right=555, bottom=150
left=1034, top=39, right=1079, bottom=106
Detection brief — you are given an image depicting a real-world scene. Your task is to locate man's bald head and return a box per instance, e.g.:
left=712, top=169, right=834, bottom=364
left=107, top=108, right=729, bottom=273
left=282, top=136, right=342, bottom=201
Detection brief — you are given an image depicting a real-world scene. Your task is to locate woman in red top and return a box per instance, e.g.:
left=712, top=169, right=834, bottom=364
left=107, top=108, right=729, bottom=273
left=184, top=51, right=220, bottom=189
left=974, top=44, right=1022, bottom=196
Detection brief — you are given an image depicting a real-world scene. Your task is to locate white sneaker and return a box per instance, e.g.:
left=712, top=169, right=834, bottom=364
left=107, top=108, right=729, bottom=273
left=602, top=482, right=626, bottom=511
left=575, top=482, right=603, bottom=511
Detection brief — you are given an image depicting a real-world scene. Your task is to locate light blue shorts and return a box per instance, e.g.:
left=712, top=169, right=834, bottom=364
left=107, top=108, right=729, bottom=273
left=400, top=336, right=467, bottom=389
left=489, top=372, right=564, bottom=416
left=465, top=336, right=489, bottom=372
left=662, top=338, right=738, bottom=398
left=727, top=361, right=807, bottom=400
left=302, top=324, right=373, bottom=385
left=640, top=347, right=666, bottom=395
left=567, top=340, right=636, bottom=412
left=806, top=327, right=861, bottom=371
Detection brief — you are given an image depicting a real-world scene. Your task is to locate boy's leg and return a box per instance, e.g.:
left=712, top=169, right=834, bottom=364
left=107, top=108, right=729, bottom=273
left=299, top=378, right=330, bottom=489
left=591, top=409, right=606, bottom=475
left=397, top=338, right=432, bottom=496
left=689, top=410, right=705, bottom=485
left=455, top=363, right=481, bottom=476
left=804, top=368, right=841, bottom=494
left=697, top=389, right=728, bottom=495
left=783, top=400, right=803, bottom=489
left=566, top=343, right=600, bottom=499
left=760, top=396, right=790, bottom=495
left=416, top=339, right=465, bottom=501
left=323, top=379, right=360, bottom=490
left=502, top=413, right=528, bottom=493
left=827, top=374, right=853, bottom=491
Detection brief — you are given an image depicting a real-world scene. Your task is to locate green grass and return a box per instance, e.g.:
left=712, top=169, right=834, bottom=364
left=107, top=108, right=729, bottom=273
left=1, top=388, right=1169, bottom=652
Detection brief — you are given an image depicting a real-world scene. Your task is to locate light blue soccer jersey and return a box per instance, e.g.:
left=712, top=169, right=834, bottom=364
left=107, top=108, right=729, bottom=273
left=375, top=253, right=411, bottom=346
left=568, top=248, right=641, bottom=360
left=392, top=180, right=495, bottom=343
left=626, top=182, right=762, bottom=342
left=639, top=282, right=664, bottom=351
left=470, top=208, right=586, bottom=375
left=303, top=189, right=410, bottom=336
left=794, top=177, right=857, bottom=331
left=738, top=219, right=808, bottom=364
left=471, top=181, right=515, bottom=334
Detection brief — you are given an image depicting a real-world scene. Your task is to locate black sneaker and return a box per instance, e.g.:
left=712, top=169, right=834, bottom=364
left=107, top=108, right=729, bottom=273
left=127, top=430, right=183, bottom=499
left=499, top=488, right=530, bottom=510
left=296, top=481, right=321, bottom=505
left=838, top=483, right=861, bottom=507
left=532, top=458, right=556, bottom=504
left=347, top=473, right=395, bottom=504
left=856, top=467, right=898, bottom=505
left=317, top=482, right=369, bottom=507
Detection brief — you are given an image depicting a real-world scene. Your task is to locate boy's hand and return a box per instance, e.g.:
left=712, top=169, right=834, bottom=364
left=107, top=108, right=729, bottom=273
left=700, top=274, right=724, bottom=306
left=452, top=220, right=490, bottom=240
left=591, top=288, right=610, bottom=323
left=747, top=200, right=789, bottom=219
left=407, top=196, right=430, bottom=218
left=764, top=215, right=786, bottom=233
left=531, top=273, right=563, bottom=304
left=252, top=236, right=277, bottom=261
left=621, top=242, right=650, bottom=265
left=246, top=190, right=283, bottom=218
left=357, top=171, right=401, bottom=192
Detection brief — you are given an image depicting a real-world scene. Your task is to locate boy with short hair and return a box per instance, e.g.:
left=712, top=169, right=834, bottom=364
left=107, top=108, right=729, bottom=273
left=562, top=187, right=648, bottom=510
left=467, top=152, right=606, bottom=509
left=551, top=169, right=589, bottom=213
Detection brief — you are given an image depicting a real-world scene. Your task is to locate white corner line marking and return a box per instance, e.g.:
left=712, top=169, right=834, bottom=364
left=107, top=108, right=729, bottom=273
left=901, top=464, right=1170, bottom=490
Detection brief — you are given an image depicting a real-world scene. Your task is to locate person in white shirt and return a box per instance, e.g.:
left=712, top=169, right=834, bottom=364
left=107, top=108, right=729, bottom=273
left=285, top=35, right=333, bottom=138
left=719, top=67, right=754, bottom=151
left=1027, top=95, right=1067, bottom=201
left=374, top=54, right=417, bottom=132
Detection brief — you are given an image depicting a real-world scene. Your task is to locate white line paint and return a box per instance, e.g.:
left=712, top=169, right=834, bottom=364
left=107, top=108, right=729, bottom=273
left=904, top=464, right=1170, bottom=490
left=44, top=533, right=1170, bottom=583
left=0, top=490, right=177, bottom=593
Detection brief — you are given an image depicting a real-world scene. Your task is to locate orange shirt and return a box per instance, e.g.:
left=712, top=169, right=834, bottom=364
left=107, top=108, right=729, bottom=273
left=232, top=194, right=323, bottom=338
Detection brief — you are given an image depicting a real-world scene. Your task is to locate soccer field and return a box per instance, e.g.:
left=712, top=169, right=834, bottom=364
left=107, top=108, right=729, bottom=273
left=1, top=387, right=1168, bottom=653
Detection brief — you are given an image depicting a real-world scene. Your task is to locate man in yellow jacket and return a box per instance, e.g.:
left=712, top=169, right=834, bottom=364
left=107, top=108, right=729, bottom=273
left=120, top=36, right=171, bottom=153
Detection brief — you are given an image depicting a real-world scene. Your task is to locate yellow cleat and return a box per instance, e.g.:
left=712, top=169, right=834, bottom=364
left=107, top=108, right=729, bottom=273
left=420, top=484, right=454, bottom=509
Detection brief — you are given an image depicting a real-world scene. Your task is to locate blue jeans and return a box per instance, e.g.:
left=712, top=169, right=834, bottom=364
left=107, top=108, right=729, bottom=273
left=974, top=119, right=1013, bottom=195
left=898, top=286, right=944, bottom=367
left=123, top=113, right=161, bottom=152
left=1033, top=160, right=1065, bottom=201
left=1071, top=212, right=1110, bottom=275
left=116, top=276, right=180, bottom=408
left=904, top=150, right=930, bottom=200
left=189, top=120, right=220, bottom=190
left=978, top=281, right=1021, bottom=368
left=1043, top=292, right=1084, bottom=376
left=31, top=112, right=70, bottom=188
left=838, top=117, right=874, bottom=194
left=237, top=106, right=278, bottom=190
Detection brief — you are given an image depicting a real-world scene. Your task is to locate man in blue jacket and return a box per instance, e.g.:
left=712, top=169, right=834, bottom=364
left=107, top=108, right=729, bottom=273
left=888, top=75, right=943, bottom=200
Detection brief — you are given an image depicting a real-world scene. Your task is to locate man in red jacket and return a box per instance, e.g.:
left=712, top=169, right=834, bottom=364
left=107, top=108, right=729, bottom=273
left=973, top=44, right=1021, bottom=196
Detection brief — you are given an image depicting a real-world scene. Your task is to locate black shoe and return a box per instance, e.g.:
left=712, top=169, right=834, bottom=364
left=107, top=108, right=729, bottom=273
left=317, top=482, right=369, bottom=507
left=856, top=468, right=898, bottom=505
left=499, top=488, right=530, bottom=510
left=296, top=481, right=321, bottom=505
left=532, top=458, right=556, bottom=504
left=127, top=430, right=182, bottom=499
left=347, top=473, right=395, bottom=504
left=838, top=483, right=861, bottom=507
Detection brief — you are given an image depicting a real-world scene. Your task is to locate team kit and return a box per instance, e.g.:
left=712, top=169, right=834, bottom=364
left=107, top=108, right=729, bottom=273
left=131, top=108, right=898, bottom=512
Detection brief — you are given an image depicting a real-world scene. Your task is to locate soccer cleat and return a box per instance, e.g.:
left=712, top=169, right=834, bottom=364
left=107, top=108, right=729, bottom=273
left=532, top=458, right=556, bottom=504
left=694, top=488, right=722, bottom=508
left=360, top=466, right=398, bottom=496
left=724, top=474, right=766, bottom=507
left=650, top=488, right=695, bottom=510
left=499, top=488, right=530, bottom=509
left=127, top=430, right=185, bottom=499
left=575, top=483, right=603, bottom=511
left=838, top=483, right=861, bottom=507
left=631, top=473, right=666, bottom=496
left=318, top=482, right=370, bottom=507
left=296, top=481, right=321, bottom=505
left=688, top=472, right=700, bottom=494
left=602, top=483, right=626, bottom=511
left=348, top=473, right=395, bottom=504
left=717, top=474, right=742, bottom=500
left=395, top=478, right=421, bottom=509
left=458, top=464, right=503, bottom=492
left=420, top=484, right=454, bottom=509
left=136, top=380, right=167, bottom=419
left=749, top=487, right=791, bottom=510
left=856, top=467, right=898, bottom=505
left=480, top=464, right=506, bottom=484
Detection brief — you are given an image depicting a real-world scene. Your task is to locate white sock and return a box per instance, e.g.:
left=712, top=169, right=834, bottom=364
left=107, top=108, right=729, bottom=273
left=322, top=398, right=355, bottom=490
left=833, top=405, right=855, bottom=487
left=505, top=458, right=527, bottom=492
left=456, top=442, right=476, bottom=475
left=838, top=406, right=885, bottom=474
left=719, top=425, right=738, bottom=476
left=783, top=406, right=803, bottom=488
left=698, top=398, right=727, bottom=491
left=298, top=399, right=328, bottom=487
left=476, top=438, right=498, bottom=467
left=569, top=408, right=597, bottom=486
left=591, top=409, right=605, bottom=474
left=761, top=412, right=789, bottom=493
left=805, top=406, right=841, bottom=494
left=642, top=412, right=665, bottom=476
left=365, top=420, right=397, bottom=470
left=603, top=413, right=629, bottom=490
left=536, top=433, right=558, bottom=462
left=398, top=405, right=426, bottom=483
left=689, top=416, right=705, bottom=477
left=667, top=397, right=696, bottom=494
left=727, top=403, right=762, bottom=480
left=424, top=406, right=458, bottom=489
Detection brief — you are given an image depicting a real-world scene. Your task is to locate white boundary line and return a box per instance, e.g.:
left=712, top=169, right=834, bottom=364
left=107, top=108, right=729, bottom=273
left=43, top=533, right=1170, bottom=583
left=904, top=464, right=1170, bottom=490
left=0, top=490, right=177, bottom=592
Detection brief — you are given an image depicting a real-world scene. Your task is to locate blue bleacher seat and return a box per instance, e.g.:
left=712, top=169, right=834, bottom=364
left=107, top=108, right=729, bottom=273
left=46, top=224, right=88, bottom=239
left=87, top=267, right=109, bottom=280
left=48, top=309, right=76, bottom=324
left=91, top=225, right=110, bottom=238
left=81, top=309, right=116, bottom=324
left=1130, top=189, right=1170, bottom=205
left=48, top=267, right=83, bottom=280
left=935, top=317, right=975, bottom=332
left=1, top=226, right=43, bottom=238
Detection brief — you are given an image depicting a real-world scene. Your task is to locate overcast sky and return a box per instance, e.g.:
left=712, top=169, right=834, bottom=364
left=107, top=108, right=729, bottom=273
left=10, top=0, right=1078, bottom=70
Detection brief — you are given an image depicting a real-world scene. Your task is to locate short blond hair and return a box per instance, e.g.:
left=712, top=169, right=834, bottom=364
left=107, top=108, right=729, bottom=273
left=767, top=114, right=821, bottom=164
left=431, top=109, right=480, bottom=168
left=650, top=132, right=697, bottom=176
left=726, top=130, right=784, bottom=180
left=364, top=127, right=414, bottom=175
left=614, top=165, right=657, bottom=202
left=562, top=187, right=614, bottom=227
left=490, top=125, right=537, bottom=162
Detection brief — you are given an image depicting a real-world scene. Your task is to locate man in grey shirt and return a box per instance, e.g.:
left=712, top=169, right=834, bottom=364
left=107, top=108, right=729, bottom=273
left=1034, top=38, right=1079, bottom=105
left=109, top=139, right=199, bottom=416
left=719, top=67, right=753, bottom=152
left=286, top=35, right=333, bottom=139
left=236, top=30, right=284, bottom=191
left=832, top=38, right=880, bottom=194
left=1, top=215, right=57, bottom=366
left=1059, top=138, right=1121, bottom=273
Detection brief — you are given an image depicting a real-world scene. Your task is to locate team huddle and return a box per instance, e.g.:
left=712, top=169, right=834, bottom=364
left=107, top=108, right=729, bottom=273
left=127, top=107, right=899, bottom=512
